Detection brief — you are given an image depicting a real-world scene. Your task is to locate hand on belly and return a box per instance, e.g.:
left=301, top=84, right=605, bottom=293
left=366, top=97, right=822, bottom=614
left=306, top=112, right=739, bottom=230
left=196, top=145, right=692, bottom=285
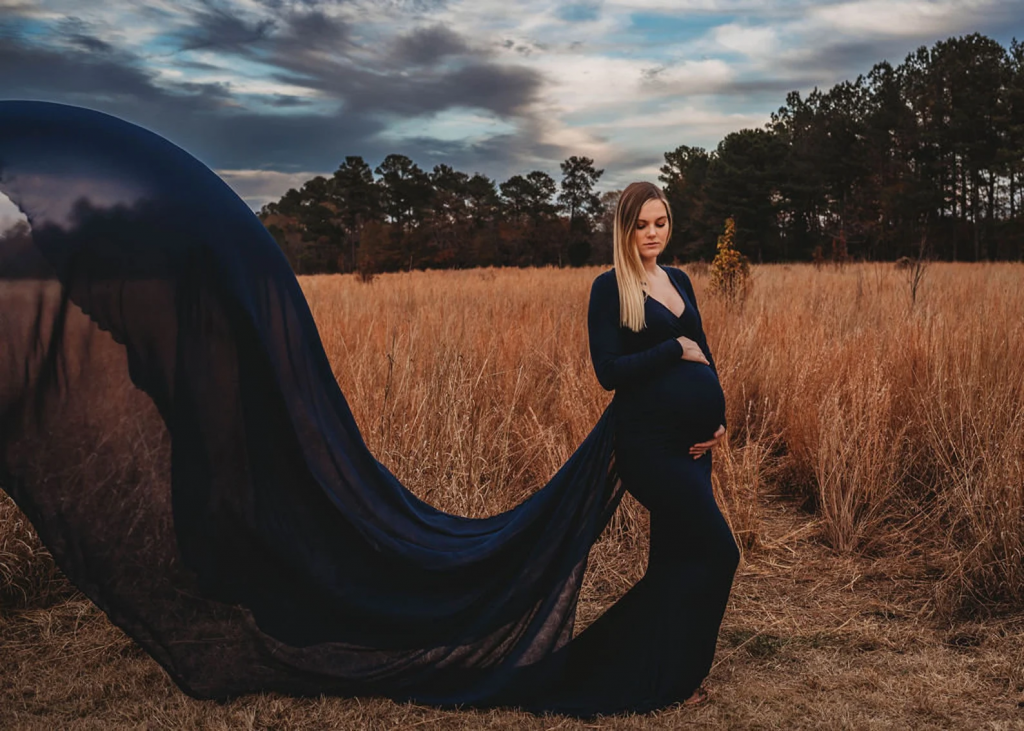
left=689, top=424, right=725, bottom=459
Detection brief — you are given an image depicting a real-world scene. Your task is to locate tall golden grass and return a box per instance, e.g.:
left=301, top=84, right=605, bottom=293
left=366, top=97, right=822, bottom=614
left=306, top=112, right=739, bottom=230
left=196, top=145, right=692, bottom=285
left=695, top=262, right=1023, bottom=614
left=1, top=262, right=1022, bottom=621
left=302, top=261, right=1024, bottom=617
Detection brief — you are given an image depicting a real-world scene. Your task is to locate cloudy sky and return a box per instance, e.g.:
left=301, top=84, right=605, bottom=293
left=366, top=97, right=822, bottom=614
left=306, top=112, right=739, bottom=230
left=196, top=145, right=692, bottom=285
left=1, top=0, right=1023, bottom=210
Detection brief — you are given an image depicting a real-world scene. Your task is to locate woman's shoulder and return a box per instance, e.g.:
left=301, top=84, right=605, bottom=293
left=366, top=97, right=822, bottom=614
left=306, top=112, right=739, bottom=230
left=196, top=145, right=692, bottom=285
left=664, top=265, right=693, bottom=289
left=591, top=268, right=618, bottom=292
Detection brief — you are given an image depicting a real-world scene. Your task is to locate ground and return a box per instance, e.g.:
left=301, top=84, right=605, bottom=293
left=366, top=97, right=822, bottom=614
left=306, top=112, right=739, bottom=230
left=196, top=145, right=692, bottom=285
left=3, top=494, right=1022, bottom=730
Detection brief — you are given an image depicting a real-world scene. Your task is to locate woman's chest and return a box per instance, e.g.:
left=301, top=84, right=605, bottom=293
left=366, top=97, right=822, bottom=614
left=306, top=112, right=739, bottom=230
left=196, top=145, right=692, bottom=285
left=621, top=297, right=700, bottom=350
left=647, top=279, right=686, bottom=319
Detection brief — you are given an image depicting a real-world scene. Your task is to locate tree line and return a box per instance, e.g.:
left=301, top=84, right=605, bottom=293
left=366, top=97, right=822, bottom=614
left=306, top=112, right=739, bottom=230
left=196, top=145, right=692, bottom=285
left=260, top=155, right=607, bottom=274
left=260, top=32, right=1024, bottom=273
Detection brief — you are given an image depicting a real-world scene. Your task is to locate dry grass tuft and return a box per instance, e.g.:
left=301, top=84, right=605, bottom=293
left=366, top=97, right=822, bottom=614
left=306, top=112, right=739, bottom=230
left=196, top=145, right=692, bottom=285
left=0, top=492, right=67, bottom=608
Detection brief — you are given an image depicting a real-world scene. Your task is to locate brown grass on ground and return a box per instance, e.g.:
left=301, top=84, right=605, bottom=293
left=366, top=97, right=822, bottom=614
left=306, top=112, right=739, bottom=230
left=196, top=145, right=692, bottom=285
left=2, top=262, right=1023, bottom=729
left=3, top=495, right=1022, bottom=730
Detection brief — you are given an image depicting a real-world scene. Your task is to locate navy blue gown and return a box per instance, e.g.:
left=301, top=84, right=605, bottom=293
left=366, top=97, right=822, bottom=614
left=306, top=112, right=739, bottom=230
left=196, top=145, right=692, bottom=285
left=0, top=100, right=736, bottom=718
left=496, top=268, right=740, bottom=716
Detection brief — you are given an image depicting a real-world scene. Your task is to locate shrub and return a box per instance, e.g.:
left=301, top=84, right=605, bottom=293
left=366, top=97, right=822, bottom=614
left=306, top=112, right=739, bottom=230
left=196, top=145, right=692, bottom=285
left=709, top=218, right=751, bottom=302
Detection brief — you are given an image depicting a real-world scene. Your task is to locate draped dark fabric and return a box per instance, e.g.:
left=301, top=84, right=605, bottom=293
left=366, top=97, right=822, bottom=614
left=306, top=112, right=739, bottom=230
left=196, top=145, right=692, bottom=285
left=0, top=101, right=631, bottom=711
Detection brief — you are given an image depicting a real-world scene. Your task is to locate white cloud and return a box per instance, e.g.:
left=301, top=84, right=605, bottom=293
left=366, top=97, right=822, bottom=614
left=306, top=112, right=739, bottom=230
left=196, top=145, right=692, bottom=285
left=606, top=0, right=791, bottom=10
left=0, top=192, right=27, bottom=235
left=216, top=169, right=326, bottom=209
left=379, top=108, right=518, bottom=143
left=710, top=23, right=779, bottom=56
left=589, top=105, right=768, bottom=133
left=581, top=105, right=771, bottom=188
left=640, top=58, right=736, bottom=95
left=809, top=0, right=997, bottom=37
left=516, top=52, right=736, bottom=120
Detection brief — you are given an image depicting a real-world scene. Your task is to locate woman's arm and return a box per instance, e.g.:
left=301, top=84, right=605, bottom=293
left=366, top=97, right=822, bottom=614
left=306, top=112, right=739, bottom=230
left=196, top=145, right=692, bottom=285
left=587, top=273, right=683, bottom=392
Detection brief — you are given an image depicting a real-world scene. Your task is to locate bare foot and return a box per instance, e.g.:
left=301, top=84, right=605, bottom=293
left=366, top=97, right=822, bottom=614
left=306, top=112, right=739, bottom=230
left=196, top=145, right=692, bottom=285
left=682, top=684, right=709, bottom=707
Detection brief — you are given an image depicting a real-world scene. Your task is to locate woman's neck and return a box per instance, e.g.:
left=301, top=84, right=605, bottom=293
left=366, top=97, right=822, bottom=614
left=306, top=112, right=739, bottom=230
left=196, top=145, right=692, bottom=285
left=641, top=259, right=661, bottom=279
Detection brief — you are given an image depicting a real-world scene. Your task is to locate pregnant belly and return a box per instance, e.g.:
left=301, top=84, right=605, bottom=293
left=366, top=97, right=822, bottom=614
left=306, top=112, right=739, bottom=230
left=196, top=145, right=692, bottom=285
left=616, top=360, right=726, bottom=447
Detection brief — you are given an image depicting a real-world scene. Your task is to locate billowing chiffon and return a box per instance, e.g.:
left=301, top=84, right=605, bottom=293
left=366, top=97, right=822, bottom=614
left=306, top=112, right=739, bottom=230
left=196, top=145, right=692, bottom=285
left=0, top=101, right=630, bottom=710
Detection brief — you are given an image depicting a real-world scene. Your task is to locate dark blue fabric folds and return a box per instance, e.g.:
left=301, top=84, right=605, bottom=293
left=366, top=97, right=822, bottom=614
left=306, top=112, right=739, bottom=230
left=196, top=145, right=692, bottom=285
left=0, top=101, right=628, bottom=709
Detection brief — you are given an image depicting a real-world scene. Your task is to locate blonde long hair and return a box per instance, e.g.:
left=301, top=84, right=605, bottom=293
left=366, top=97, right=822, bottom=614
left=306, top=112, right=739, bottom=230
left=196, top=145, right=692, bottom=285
left=613, top=181, right=673, bottom=332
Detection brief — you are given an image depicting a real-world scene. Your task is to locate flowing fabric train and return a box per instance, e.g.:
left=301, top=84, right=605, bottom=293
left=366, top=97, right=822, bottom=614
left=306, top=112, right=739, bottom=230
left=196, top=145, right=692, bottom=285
left=0, top=101, right=628, bottom=712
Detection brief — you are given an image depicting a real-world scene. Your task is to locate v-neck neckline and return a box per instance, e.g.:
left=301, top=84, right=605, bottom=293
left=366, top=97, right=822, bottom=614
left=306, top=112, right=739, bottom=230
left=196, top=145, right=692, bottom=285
left=645, top=265, right=687, bottom=319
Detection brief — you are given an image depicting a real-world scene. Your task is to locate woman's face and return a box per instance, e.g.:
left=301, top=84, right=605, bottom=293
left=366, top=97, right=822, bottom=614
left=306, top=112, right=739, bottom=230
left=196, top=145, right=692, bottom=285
left=633, top=198, right=669, bottom=263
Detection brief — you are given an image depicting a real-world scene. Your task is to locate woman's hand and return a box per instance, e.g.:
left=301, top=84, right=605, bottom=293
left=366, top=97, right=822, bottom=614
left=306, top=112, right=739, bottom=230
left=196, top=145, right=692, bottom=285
left=689, top=424, right=726, bottom=459
left=676, top=335, right=710, bottom=365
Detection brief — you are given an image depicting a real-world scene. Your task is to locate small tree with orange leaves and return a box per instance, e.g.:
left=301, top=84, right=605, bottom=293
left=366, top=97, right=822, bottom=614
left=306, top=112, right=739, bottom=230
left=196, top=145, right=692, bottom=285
left=709, top=217, right=751, bottom=302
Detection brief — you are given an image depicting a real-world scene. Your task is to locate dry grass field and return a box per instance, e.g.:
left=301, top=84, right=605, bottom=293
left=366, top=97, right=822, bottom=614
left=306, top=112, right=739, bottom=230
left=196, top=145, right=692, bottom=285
left=2, top=262, right=1023, bottom=729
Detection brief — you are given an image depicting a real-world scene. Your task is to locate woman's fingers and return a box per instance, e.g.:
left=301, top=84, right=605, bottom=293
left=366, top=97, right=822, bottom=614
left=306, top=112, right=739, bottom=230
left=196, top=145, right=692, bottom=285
left=690, top=426, right=727, bottom=457
left=677, top=336, right=710, bottom=365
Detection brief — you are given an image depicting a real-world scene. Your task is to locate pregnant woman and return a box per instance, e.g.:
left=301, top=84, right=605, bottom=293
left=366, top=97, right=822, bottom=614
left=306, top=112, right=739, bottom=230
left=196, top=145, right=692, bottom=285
left=0, top=102, right=736, bottom=719
left=502, top=182, right=740, bottom=716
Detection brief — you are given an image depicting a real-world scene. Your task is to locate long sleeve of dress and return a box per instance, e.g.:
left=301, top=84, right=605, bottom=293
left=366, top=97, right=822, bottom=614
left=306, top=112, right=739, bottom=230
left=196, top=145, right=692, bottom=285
left=587, top=273, right=683, bottom=392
